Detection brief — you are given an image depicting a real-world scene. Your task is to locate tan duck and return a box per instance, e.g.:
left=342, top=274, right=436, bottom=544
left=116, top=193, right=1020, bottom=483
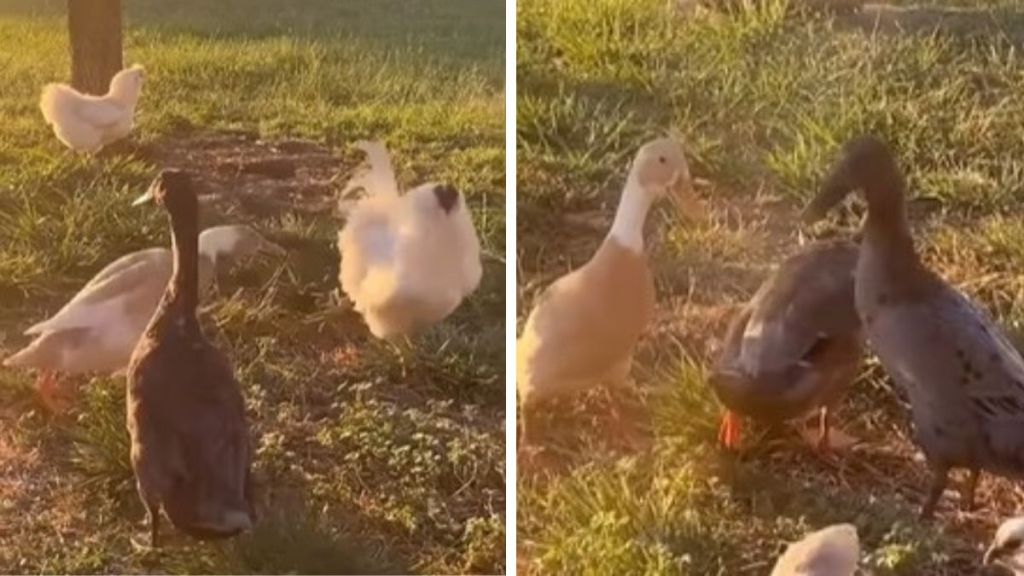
left=711, top=238, right=863, bottom=450
left=771, top=523, right=860, bottom=576
left=4, top=225, right=283, bottom=410
left=127, top=170, right=253, bottom=546
left=516, top=137, right=703, bottom=444
left=804, top=135, right=1024, bottom=519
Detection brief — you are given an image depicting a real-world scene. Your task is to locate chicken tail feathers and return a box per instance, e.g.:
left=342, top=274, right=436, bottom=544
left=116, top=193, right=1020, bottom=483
left=338, top=140, right=401, bottom=216
left=39, top=83, right=77, bottom=126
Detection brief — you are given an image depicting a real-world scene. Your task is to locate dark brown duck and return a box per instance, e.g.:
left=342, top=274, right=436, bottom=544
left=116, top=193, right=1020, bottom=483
left=126, top=170, right=253, bottom=546
left=804, top=136, right=1024, bottom=519
left=711, top=238, right=863, bottom=450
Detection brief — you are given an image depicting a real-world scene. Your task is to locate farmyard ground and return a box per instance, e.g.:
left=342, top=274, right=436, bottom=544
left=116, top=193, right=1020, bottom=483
left=518, top=0, right=1024, bottom=574
left=0, top=0, right=505, bottom=573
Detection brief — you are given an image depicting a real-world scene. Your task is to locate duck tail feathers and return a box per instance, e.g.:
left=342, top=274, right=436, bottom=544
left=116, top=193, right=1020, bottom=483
left=3, top=343, right=41, bottom=368
left=24, top=319, right=52, bottom=335
left=164, top=501, right=252, bottom=541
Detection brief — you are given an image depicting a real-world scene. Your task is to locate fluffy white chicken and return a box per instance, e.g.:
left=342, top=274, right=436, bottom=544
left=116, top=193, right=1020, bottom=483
left=39, top=64, right=145, bottom=154
left=337, top=141, right=482, bottom=339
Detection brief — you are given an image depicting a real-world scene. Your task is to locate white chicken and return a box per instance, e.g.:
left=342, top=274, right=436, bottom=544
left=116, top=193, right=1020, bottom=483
left=337, top=141, right=482, bottom=339
left=39, top=64, right=145, bottom=154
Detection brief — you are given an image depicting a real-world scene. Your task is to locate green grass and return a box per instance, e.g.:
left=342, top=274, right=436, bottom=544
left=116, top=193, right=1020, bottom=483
left=0, top=0, right=504, bottom=573
left=517, top=0, right=1024, bottom=574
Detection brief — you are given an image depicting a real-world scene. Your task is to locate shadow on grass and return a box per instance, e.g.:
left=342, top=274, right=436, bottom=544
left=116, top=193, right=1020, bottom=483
left=841, top=3, right=1024, bottom=45
left=228, top=500, right=404, bottom=575
left=0, top=0, right=504, bottom=68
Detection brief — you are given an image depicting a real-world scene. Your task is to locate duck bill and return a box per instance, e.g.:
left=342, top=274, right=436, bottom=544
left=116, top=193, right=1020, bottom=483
left=668, top=176, right=705, bottom=223
left=131, top=189, right=155, bottom=206
left=801, top=164, right=852, bottom=224
left=131, top=178, right=160, bottom=206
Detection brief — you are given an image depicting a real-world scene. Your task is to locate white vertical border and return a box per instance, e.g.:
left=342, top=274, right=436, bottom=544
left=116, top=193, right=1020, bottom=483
left=504, top=0, right=517, bottom=570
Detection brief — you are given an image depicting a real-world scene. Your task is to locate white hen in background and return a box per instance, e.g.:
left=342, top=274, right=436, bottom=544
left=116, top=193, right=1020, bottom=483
left=337, top=141, right=482, bottom=339
left=39, top=64, right=145, bottom=153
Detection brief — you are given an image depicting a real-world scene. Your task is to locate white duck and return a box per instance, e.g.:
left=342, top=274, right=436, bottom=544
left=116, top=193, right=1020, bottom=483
left=985, top=516, right=1024, bottom=574
left=771, top=524, right=860, bottom=576
left=4, top=225, right=283, bottom=409
left=516, top=137, right=703, bottom=445
left=337, top=141, right=482, bottom=339
left=39, top=64, right=145, bottom=154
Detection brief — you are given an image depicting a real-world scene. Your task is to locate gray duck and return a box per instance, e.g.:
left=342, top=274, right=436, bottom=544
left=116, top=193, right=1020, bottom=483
left=126, top=170, right=253, bottom=546
left=711, top=238, right=863, bottom=450
left=804, top=135, right=1024, bottom=519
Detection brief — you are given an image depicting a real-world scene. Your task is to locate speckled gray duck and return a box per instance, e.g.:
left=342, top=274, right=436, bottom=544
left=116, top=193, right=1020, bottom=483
left=126, top=170, right=253, bottom=546
left=804, top=135, right=1024, bottom=519
left=711, top=238, right=863, bottom=450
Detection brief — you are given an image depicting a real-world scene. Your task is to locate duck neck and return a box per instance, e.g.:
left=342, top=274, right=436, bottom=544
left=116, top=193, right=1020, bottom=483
left=862, top=179, right=920, bottom=268
left=608, top=178, right=653, bottom=253
left=167, top=207, right=200, bottom=315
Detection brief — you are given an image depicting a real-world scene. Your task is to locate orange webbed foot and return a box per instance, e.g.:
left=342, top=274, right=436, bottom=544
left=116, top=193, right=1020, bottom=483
left=718, top=411, right=743, bottom=450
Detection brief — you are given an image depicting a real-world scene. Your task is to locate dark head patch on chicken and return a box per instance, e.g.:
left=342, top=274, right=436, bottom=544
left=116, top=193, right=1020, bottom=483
left=433, top=184, right=460, bottom=214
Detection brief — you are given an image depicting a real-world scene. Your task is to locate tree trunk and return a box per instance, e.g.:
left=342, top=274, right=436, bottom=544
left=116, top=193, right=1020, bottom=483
left=68, top=0, right=123, bottom=96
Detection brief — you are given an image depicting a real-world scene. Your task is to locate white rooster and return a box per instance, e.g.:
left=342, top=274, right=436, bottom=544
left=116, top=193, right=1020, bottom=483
left=39, top=64, right=145, bottom=154
left=337, top=141, right=482, bottom=339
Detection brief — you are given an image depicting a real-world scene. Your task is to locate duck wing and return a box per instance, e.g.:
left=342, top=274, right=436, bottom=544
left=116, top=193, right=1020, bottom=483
left=731, top=241, right=859, bottom=376
left=868, top=279, right=1024, bottom=472
left=518, top=240, right=655, bottom=393
left=131, top=343, right=251, bottom=535
left=82, top=248, right=170, bottom=291
left=26, top=249, right=171, bottom=335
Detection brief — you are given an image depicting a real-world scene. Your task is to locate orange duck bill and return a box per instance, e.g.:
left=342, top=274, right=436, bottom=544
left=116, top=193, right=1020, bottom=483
left=718, top=410, right=743, bottom=449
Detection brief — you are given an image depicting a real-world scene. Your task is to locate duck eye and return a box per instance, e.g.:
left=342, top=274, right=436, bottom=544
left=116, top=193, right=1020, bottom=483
left=1007, top=538, right=1022, bottom=550
left=658, top=156, right=666, bottom=164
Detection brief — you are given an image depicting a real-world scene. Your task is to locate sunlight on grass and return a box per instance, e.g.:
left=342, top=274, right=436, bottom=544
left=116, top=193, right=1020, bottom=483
left=0, top=0, right=504, bottom=572
left=518, top=0, right=1024, bottom=573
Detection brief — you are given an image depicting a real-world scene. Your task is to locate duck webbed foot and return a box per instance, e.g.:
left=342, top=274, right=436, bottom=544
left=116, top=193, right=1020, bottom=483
left=718, top=410, right=743, bottom=450
left=797, top=407, right=858, bottom=452
left=519, top=399, right=544, bottom=449
left=132, top=510, right=161, bottom=553
left=605, top=390, right=648, bottom=452
left=35, top=370, right=74, bottom=414
left=816, top=406, right=832, bottom=452
left=920, top=465, right=950, bottom=521
left=962, top=468, right=980, bottom=512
